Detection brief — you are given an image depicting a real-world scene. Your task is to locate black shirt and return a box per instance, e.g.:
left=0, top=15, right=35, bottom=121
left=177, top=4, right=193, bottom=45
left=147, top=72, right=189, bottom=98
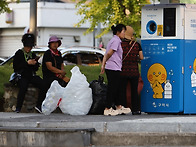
left=42, top=49, right=63, bottom=79
left=13, top=49, right=39, bottom=78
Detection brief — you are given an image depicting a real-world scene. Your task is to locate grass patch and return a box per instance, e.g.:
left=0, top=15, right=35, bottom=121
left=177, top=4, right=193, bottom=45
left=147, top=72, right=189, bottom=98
left=66, top=65, right=107, bottom=83
left=0, top=65, right=14, bottom=98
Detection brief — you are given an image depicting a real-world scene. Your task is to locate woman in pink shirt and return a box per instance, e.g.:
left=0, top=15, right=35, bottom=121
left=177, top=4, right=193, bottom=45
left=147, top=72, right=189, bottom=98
left=101, top=24, right=131, bottom=116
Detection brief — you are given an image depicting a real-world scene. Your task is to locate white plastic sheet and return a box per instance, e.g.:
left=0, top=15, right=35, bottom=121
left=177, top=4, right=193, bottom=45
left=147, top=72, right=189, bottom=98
left=41, top=66, right=92, bottom=115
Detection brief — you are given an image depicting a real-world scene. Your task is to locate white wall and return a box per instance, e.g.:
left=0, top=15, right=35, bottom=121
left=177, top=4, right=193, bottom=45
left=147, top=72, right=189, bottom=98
left=37, top=2, right=89, bottom=28
left=37, top=28, right=94, bottom=47
left=0, top=2, right=113, bottom=57
left=0, top=2, right=90, bottom=28
left=0, top=3, right=30, bottom=28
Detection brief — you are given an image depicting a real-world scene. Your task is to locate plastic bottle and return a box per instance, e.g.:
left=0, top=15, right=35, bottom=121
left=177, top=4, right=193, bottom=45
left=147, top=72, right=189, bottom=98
left=164, top=80, right=172, bottom=99
left=191, top=70, right=196, bottom=87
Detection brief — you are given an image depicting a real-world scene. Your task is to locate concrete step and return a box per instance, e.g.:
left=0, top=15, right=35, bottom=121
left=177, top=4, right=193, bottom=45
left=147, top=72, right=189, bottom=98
left=92, top=132, right=196, bottom=146
left=1, top=113, right=196, bottom=147
left=1, top=127, right=196, bottom=147
left=0, top=127, right=95, bottom=147
left=94, top=146, right=196, bottom=147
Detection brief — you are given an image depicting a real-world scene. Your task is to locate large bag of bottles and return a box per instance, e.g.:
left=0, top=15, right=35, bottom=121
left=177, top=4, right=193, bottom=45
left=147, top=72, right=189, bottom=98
left=60, top=66, right=92, bottom=115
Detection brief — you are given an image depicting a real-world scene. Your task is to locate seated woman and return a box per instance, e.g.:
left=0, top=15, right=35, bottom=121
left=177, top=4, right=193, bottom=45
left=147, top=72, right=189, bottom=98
left=42, top=36, right=68, bottom=93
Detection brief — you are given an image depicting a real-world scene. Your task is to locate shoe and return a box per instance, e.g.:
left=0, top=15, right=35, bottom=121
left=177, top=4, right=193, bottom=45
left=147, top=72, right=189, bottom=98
left=104, top=108, right=119, bottom=116
left=35, top=106, right=42, bottom=113
left=117, top=106, right=131, bottom=115
left=15, top=108, right=20, bottom=113
left=132, top=111, right=141, bottom=115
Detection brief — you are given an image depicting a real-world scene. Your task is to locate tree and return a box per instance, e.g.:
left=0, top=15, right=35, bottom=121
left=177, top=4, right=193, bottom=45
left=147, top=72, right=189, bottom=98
left=0, top=0, right=20, bottom=14
left=74, top=0, right=151, bottom=37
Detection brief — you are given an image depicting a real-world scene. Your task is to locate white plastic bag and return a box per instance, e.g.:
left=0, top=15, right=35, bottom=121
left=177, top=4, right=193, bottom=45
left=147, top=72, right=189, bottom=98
left=60, top=66, right=93, bottom=115
left=41, top=80, right=64, bottom=115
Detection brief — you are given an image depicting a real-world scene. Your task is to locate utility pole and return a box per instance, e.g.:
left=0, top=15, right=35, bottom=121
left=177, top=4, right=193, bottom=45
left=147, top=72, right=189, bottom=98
left=29, top=0, right=37, bottom=45
left=97, top=23, right=101, bottom=47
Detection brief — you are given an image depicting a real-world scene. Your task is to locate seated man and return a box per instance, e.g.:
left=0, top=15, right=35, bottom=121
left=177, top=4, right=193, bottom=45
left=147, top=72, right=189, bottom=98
left=13, top=33, right=45, bottom=113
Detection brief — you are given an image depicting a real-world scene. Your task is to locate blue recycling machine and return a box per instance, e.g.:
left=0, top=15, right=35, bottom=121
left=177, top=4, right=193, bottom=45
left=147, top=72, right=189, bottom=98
left=141, top=3, right=196, bottom=114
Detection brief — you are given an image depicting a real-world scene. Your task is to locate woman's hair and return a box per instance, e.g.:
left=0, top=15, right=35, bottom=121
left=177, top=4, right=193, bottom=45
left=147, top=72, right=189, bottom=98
left=111, top=24, right=126, bottom=35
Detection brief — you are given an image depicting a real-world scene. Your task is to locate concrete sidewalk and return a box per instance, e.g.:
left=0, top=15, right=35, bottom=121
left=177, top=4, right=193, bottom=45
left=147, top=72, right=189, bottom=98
left=0, top=112, right=196, bottom=146
left=0, top=112, right=196, bottom=133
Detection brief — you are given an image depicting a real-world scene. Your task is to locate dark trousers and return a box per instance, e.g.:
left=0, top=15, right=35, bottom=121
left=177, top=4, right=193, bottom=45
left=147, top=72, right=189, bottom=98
left=105, top=69, right=122, bottom=109
left=121, top=76, right=140, bottom=112
left=16, top=76, right=46, bottom=110
left=43, top=76, right=57, bottom=93
left=43, top=76, right=67, bottom=94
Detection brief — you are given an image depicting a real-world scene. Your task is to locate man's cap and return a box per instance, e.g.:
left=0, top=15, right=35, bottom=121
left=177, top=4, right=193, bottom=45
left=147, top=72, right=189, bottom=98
left=21, top=33, right=35, bottom=47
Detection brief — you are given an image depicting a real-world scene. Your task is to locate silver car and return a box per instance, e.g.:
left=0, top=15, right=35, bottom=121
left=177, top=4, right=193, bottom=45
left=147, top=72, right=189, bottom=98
left=60, top=46, right=105, bottom=66
left=0, top=46, right=105, bottom=66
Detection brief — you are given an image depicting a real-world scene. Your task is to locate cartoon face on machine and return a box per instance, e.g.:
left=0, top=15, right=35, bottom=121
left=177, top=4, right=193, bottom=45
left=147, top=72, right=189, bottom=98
left=193, top=58, right=196, bottom=73
left=147, top=63, right=167, bottom=98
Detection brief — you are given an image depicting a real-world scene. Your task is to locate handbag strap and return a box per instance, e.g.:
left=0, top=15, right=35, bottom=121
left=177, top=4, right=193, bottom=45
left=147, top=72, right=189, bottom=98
left=123, top=41, right=136, bottom=61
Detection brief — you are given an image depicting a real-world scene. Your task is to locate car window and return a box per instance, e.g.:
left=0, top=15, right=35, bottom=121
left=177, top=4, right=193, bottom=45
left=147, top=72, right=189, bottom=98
left=63, top=53, right=77, bottom=65
left=62, top=52, right=103, bottom=66
left=80, top=53, right=100, bottom=65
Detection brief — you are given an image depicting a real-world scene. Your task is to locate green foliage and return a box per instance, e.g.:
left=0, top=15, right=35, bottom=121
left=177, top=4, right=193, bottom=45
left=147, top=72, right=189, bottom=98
left=180, top=0, right=196, bottom=4
left=0, top=0, right=20, bottom=14
left=0, top=0, right=11, bottom=14
left=73, top=0, right=151, bottom=38
left=63, top=65, right=107, bottom=83
left=0, top=65, right=14, bottom=99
